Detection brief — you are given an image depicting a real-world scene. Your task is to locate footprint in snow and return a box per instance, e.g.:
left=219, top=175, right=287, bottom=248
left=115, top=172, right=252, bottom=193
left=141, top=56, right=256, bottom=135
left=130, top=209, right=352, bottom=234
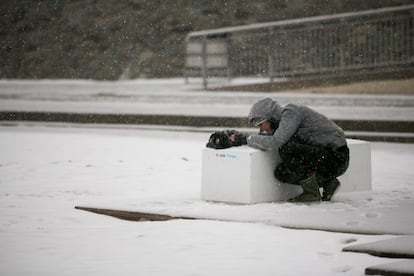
left=346, top=220, right=360, bottom=226
left=332, top=265, right=352, bottom=273
left=317, top=251, right=334, bottom=257
left=363, top=212, right=380, bottom=218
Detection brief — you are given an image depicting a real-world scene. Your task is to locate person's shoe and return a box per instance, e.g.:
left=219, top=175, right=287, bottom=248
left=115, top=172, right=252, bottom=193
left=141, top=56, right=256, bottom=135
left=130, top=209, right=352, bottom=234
left=321, top=178, right=340, bottom=201
left=288, top=174, right=321, bottom=203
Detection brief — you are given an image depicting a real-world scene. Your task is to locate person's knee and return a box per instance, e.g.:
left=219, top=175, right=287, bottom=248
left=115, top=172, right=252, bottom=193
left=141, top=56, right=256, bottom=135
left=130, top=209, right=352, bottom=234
left=274, top=166, right=286, bottom=181
left=274, top=165, right=300, bottom=184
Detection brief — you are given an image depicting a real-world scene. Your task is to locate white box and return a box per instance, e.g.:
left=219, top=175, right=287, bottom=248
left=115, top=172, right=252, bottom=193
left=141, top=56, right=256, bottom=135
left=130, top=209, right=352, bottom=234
left=201, top=146, right=301, bottom=204
left=201, top=139, right=371, bottom=204
left=338, top=139, right=372, bottom=193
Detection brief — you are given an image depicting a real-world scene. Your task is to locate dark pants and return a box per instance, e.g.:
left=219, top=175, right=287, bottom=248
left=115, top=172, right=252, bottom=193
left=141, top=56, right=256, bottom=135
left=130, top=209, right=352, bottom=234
left=274, top=140, right=349, bottom=185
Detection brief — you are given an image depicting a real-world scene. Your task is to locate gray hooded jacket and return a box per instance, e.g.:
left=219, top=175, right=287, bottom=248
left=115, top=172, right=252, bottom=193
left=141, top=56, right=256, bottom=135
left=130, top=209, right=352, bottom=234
left=247, top=98, right=347, bottom=151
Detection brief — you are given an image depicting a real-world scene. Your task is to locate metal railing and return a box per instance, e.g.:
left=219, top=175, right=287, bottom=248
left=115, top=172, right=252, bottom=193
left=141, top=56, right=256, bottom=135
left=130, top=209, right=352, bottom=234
left=185, top=5, right=414, bottom=88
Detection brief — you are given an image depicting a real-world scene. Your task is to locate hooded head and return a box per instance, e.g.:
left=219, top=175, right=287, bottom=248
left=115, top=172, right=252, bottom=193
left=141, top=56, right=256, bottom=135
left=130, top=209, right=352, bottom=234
left=248, top=98, right=282, bottom=127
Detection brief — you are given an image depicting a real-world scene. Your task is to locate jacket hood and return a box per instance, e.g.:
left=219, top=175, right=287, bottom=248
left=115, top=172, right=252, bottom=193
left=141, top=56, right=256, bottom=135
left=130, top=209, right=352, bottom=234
left=248, top=98, right=282, bottom=124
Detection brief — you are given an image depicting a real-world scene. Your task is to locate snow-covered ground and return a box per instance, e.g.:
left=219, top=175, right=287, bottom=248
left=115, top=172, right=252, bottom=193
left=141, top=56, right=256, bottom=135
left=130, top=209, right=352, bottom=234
left=1, top=78, right=413, bottom=275
left=1, top=78, right=414, bottom=120
left=1, top=123, right=413, bottom=276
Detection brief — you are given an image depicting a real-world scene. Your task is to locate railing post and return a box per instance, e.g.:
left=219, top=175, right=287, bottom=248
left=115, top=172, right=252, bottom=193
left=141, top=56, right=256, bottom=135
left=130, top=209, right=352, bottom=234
left=201, top=36, right=208, bottom=89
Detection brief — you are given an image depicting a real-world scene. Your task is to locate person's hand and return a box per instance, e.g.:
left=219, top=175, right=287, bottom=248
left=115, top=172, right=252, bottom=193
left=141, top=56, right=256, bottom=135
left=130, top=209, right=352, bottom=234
left=229, top=130, right=248, bottom=146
